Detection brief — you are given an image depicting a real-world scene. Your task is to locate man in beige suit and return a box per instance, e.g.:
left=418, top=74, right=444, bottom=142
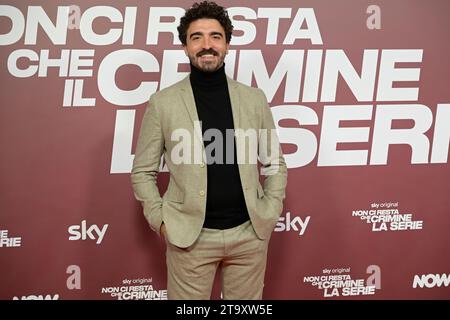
left=131, top=1, right=287, bottom=300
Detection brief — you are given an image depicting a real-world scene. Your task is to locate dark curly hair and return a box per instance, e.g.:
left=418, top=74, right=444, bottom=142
left=177, top=1, right=234, bottom=45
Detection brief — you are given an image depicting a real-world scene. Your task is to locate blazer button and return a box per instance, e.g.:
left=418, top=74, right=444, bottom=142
left=200, top=162, right=205, bottom=168
left=199, top=190, right=205, bottom=196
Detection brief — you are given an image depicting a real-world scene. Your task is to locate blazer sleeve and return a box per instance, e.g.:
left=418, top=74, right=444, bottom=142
left=257, top=88, right=288, bottom=217
left=130, top=94, right=165, bottom=236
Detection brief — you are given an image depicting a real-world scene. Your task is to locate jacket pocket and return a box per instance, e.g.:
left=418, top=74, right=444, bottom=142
left=163, top=183, right=185, bottom=203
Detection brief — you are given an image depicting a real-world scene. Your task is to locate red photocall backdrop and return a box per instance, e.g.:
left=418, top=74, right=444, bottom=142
left=1, top=0, right=449, bottom=300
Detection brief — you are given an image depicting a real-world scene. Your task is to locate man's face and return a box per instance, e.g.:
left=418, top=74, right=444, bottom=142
left=183, top=18, right=229, bottom=72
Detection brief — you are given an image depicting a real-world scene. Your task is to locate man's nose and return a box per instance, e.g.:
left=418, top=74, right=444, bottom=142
left=201, top=36, right=211, bottom=49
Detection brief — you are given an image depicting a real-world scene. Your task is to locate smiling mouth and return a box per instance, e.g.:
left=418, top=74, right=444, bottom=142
left=197, top=49, right=218, bottom=57
left=199, top=54, right=216, bottom=60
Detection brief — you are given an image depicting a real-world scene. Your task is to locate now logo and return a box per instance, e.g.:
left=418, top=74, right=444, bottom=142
left=413, top=273, right=450, bottom=289
left=68, top=220, right=108, bottom=245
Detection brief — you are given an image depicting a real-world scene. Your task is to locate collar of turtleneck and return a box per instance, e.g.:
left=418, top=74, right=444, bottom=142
left=189, top=62, right=227, bottom=90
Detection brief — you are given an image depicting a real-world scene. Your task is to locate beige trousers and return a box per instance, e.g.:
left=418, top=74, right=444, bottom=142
left=165, top=220, right=270, bottom=300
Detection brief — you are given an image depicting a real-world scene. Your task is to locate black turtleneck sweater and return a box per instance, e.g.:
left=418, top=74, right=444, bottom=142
left=189, top=63, right=250, bottom=229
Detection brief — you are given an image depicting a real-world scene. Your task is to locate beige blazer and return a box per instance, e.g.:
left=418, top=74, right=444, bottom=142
left=131, top=75, right=287, bottom=248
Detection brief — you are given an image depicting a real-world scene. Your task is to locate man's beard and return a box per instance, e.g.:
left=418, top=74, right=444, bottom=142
left=189, top=48, right=225, bottom=73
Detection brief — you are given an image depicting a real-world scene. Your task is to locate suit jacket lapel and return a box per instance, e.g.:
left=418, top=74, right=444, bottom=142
left=178, top=75, right=242, bottom=164
left=227, top=76, right=241, bottom=130
left=179, top=76, right=199, bottom=124
left=179, top=76, right=205, bottom=148
left=179, top=75, right=242, bottom=131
